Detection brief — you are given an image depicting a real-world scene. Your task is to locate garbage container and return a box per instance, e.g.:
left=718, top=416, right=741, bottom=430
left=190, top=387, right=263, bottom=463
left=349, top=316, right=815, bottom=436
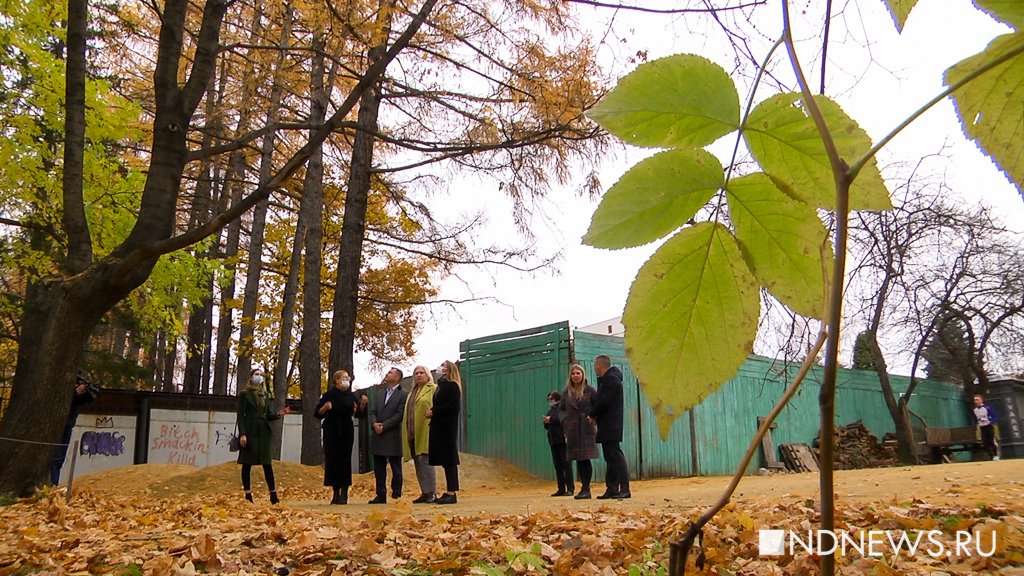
left=985, top=378, right=1024, bottom=459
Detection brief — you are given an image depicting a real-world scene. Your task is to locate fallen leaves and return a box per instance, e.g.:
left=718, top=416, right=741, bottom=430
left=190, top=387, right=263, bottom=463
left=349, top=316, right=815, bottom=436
left=1, top=461, right=1023, bottom=575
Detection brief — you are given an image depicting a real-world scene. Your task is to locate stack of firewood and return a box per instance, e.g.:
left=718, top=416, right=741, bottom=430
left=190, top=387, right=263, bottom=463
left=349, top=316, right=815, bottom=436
left=815, top=420, right=899, bottom=470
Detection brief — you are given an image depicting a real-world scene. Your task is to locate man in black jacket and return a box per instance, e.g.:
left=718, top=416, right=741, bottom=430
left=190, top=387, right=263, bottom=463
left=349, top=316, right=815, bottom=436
left=589, top=354, right=631, bottom=499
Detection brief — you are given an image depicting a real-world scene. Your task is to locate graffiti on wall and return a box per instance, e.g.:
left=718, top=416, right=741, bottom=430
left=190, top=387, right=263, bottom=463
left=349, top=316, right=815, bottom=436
left=214, top=428, right=234, bottom=448
left=80, top=431, right=127, bottom=457
left=150, top=424, right=207, bottom=465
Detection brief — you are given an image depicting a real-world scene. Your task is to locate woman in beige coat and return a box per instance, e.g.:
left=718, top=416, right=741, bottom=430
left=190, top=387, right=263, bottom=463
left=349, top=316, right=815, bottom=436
left=402, top=365, right=437, bottom=503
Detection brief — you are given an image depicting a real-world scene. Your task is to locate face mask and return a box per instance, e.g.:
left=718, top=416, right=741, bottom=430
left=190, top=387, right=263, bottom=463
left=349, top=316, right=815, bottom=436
left=338, top=379, right=351, bottom=390
left=252, top=375, right=265, bottom=386
left=549, top=401, right=557, bottom=407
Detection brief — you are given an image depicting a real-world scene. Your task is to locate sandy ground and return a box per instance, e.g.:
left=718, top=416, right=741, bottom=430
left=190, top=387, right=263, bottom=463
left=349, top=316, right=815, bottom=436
left=285, top=458, right=1024, bottom=516
left=74, top=454, right=1024, bottom=516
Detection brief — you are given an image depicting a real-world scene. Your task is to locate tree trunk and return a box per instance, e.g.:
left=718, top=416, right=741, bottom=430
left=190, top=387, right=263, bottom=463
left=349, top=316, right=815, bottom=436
left=299, top=32, right=328, bottom=466
left=0, top=0, right=228, bottom=494
left=211, top=153, right=246, bottom=395
left=1, top=266, right=156, bottom=494
left=328, top=38, right=388, bottom=379
left=183, top=83, right=220, bottom=395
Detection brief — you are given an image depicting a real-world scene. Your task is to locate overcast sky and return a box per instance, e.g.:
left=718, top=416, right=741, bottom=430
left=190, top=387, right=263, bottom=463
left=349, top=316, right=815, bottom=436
left=354, top=0, right=1024, bottom=384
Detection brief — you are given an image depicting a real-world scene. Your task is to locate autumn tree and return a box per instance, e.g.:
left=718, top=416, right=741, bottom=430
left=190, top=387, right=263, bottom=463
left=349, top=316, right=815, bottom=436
left=0, top=0, right=440, bottom=495
left=848, top=180, right=1024, bottom=456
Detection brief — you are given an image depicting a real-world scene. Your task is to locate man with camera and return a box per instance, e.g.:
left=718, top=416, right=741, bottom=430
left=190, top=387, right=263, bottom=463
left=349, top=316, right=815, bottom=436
left=51, top=375, right=98, bottom=485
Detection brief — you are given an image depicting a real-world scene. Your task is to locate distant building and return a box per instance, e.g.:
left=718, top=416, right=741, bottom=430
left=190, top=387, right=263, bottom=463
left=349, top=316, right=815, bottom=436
left=576, top=316, right=624, bottom=337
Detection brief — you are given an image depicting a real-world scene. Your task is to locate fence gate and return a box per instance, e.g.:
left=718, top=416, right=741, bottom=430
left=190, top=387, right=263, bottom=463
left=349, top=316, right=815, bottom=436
left=460, top=322, right=571, bottom=479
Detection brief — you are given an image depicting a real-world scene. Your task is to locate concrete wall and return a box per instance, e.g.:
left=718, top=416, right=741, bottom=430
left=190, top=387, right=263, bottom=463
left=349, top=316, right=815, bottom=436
left=60, top=409, right=312, bottom=484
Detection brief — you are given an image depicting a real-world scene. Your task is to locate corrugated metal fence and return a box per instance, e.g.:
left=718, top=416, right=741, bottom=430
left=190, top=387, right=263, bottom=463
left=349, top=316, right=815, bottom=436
left=462, top=322, right=969, bottom=480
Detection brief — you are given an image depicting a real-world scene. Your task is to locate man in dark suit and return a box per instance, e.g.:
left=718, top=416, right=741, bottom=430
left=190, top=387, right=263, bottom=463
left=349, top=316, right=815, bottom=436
left=589, top=354, right=631, bottom=499
left=367, top=367, right=409, bottom=503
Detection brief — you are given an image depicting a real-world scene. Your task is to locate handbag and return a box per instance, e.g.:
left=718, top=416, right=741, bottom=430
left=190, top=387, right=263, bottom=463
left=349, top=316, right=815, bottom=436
left=228, top=425, right=240, bottom=452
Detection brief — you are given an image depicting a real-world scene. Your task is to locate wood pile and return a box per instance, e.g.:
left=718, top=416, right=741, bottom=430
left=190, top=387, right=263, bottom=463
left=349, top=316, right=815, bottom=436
left=816, top=420, right=899, bottom=470
left=779, top=443, right=819, bottom=472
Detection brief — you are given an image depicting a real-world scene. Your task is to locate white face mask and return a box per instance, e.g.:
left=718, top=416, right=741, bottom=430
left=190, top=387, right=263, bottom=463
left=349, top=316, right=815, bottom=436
left=337, top=378, right=350, bottom=390
left=252, top=375, right=265, bottom=386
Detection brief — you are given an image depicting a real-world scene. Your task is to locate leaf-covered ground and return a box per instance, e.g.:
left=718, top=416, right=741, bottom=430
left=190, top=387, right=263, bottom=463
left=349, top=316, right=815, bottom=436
left=1, top=457, right=1022, bottom=575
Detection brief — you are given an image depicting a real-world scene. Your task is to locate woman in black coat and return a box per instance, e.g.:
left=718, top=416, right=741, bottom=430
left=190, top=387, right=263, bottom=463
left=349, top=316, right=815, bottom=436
left=428, top=360, right=462, bottom=504
left=315, top=369, right=366, bottom=504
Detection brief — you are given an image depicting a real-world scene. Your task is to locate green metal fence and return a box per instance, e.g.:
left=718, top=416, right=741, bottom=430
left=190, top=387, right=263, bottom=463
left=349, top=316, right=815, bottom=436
left=461, top=322, right=970, bottom=480
left=461, top=321, right=571, bottom=479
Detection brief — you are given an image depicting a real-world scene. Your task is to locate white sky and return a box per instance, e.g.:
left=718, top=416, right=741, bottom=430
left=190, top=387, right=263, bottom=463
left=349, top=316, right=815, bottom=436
left=355, top=0, right=1024, bottom=384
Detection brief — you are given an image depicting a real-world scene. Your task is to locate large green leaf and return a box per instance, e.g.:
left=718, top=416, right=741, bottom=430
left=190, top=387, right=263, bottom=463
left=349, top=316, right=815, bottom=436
left=945, top=32, right=1024, bottom=197
left=744, top=93, right=892, bottom=211
left=974, top=0, right=1024, bottom=28
left=882, top=0, right=918, bottom=32
left=583, top=149, right=724, bottom=249
left=623, top=222, right=759, bottom=439
left=726, top=173, right=831, bottom=319
left=587, top=54, right=740, bottom=149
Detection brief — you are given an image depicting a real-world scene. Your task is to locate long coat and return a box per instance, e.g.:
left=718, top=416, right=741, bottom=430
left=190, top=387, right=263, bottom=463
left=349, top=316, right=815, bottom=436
left=402, top=381, right=436, bottom=461
left=590, top=365, right=625, bottom=443
left=315, top=387, right=361, bottom=488
left=369, top=384, right=409, bottom=457
left=561, top=384, right=598, bottom=461
left=428, top=377, right=461, bottom=466
left=236, top=388, right=281, bottom=466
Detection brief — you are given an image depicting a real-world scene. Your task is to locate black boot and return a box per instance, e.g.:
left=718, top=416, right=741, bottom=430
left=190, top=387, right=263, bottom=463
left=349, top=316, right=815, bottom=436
left=244, top=490, right=253, bottom=503
left=337, top=487, right=348, bottom=505
left=269, top=490, right=280, bottom=505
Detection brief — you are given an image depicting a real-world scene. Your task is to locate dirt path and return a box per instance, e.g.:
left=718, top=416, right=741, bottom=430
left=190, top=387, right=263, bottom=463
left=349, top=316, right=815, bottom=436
left=291, top=458, right=1024, bottom=516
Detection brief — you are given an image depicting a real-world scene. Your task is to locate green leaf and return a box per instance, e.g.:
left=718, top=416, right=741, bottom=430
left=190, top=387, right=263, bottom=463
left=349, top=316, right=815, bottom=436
left=744, top=93, right=893, bottom=211
left=726, top=173, right=831, bottom=319
left=583, top=149, right=724, bottom=249
left=974, top=0, right=1024, bottom=29
left=945, top=32, right=1024, bottom=197
left=623, top=222, right=759, bottom=439
left=587, top=54, right=740, bottom=148
left=882, top=0, right=918, bottom=32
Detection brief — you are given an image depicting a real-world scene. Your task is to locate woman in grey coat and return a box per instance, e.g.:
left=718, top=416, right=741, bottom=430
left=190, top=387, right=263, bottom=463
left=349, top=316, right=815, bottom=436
left=560, top=363, right=597, bottom=499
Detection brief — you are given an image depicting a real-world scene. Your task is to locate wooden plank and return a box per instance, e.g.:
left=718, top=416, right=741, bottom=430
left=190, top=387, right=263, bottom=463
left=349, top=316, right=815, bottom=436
left=757, top=416, right=786, bottom=469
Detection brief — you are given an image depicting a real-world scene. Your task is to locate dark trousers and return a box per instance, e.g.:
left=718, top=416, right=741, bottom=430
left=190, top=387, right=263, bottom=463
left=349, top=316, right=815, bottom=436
left=980, top=425, right=998, bottom=458
left=574, top=459, right=592, bottom=489
left=50, top=420, right=76, bottom=485
left=549, top=443, right=572, bottom=492
left=241, top=463, right=277, bottom=492
left=602, top=442, right=630, bottom=494
left=441, top=463, right=460, bottom=492
left=373, top=454, right=403, bottom=498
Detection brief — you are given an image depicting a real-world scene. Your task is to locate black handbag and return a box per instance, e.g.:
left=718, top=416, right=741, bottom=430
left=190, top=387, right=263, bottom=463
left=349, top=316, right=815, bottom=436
left=228, top=425, right=240, bottom=452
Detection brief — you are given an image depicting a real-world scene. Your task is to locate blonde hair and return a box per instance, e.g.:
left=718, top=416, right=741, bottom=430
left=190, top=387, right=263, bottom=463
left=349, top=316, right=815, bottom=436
left=442, top=360, right=462, bottom=389
left=565, top=364, right=588, bottom=399
left=412, top=365, right=435, bottom=386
